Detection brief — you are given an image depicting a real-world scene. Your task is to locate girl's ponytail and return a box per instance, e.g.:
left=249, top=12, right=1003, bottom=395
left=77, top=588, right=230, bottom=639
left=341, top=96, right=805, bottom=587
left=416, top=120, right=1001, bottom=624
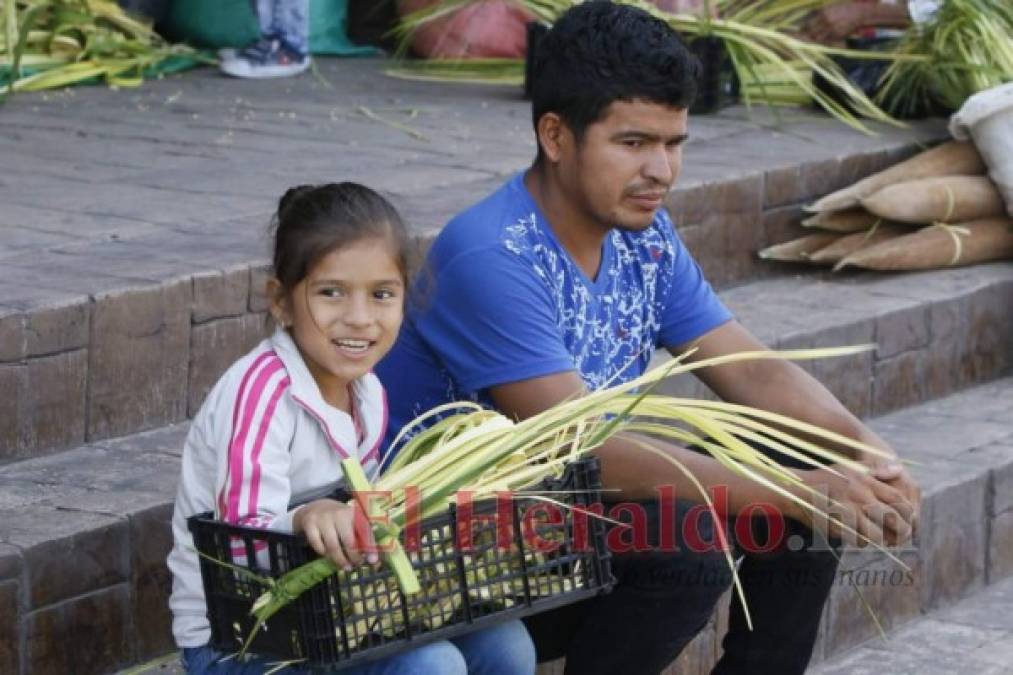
left=277, top=185, right=315, bottom=222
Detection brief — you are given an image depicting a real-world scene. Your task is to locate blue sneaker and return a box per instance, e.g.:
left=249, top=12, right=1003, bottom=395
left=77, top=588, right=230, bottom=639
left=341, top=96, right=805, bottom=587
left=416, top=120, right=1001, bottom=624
left=219, top=36, right=311, bottom=79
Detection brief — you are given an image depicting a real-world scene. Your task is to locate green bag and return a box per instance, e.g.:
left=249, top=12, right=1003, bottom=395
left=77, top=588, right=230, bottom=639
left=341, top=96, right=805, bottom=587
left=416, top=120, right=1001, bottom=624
left=310, top=0, right=378, bottom=56
left=164, top=0, right=377, bottom=55
left=162, top=0, right=261, bottom=49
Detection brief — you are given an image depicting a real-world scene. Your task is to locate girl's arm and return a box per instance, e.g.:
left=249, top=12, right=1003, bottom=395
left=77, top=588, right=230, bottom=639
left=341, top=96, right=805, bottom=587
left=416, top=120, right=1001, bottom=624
left=216, top=369, right=303, bottom=533
left=214, top=368, right=378, bottom=567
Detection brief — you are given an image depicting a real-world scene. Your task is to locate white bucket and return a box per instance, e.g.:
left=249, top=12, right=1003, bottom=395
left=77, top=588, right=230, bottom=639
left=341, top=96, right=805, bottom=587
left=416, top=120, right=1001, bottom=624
left=950, top=83, right=1013, bottom=217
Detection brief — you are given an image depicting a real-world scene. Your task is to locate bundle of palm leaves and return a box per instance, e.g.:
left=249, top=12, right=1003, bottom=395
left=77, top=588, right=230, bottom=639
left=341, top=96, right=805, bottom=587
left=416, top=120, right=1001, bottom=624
left=0, top=0, right=202, bottom=97
left=876, top=0, right=1013, bottom=117
left=244, top=344, right=902, bottom=648
left=387, top=0, right=919, bottom=132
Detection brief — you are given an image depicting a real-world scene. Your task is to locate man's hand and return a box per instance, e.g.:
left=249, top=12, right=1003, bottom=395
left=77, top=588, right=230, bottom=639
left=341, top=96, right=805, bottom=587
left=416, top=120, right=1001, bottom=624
left=292, top=499, right=379, bottom=570
left=790, top=464, right=917, bottom=548
left=864, top=456, right=922, bottom=535
left=855, top=429, right=923, bottom=535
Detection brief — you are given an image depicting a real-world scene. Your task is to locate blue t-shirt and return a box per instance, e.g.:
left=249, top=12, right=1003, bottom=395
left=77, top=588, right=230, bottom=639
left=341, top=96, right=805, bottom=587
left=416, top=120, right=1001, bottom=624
left=377, top=172, right=731, bottom=459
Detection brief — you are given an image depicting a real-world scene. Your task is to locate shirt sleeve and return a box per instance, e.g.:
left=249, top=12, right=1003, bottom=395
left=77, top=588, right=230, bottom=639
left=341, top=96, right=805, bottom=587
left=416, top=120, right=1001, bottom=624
left=412, top=246, right=576, bottom=395
left=215, top=365, right=302, bottom=534
left=656, top=226, right=733, bottom=349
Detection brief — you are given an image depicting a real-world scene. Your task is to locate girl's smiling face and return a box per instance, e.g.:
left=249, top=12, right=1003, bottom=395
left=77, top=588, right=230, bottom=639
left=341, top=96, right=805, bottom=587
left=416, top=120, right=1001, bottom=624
left=270, top=236, right=404, bottom=407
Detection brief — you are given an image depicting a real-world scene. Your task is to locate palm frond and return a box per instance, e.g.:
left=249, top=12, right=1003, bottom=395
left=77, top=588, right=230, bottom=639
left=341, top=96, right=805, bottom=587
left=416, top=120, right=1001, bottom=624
left=251, top=344, right=903, bottom=632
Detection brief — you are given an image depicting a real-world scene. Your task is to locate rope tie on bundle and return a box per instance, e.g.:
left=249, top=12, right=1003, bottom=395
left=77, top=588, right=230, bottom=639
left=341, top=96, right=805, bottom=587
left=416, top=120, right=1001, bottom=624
left=931, top=222, right=971, bottom=266
left=934, top=185, right=969, bottom=266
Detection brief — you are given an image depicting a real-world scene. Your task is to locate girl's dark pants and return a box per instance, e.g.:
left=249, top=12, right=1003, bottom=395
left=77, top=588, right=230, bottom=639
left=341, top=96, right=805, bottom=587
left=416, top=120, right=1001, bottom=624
left=523, top=443, right=842, bottom=675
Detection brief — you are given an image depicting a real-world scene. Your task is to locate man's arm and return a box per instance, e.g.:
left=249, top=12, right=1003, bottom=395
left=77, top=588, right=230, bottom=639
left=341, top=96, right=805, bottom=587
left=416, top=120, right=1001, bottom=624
left=672, top=320, right=921, bottom=526
left=488, top=362, right=915, bottom=546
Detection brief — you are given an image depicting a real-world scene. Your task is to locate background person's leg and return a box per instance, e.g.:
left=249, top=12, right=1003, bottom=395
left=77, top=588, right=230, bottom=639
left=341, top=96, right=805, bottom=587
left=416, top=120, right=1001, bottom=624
left=270, top=0, right=310, bottom=57
left=254, top=0, right=274, bottom=36
left=222, top=0, right=311, bottom=78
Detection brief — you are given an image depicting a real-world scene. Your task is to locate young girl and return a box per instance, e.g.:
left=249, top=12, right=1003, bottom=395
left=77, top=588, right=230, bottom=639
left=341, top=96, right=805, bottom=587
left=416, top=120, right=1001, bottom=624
left=167, top=183, right=536, bottom=675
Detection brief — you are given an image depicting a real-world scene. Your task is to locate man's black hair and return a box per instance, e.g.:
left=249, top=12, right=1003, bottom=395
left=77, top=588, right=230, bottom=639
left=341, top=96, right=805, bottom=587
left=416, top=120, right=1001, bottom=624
left=529, top=1, right=700, bottom=152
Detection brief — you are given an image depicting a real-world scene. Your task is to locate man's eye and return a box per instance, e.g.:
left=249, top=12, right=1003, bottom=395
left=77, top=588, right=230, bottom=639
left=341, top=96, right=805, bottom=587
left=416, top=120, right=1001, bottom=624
left=624, top=139, right=642, bottom=149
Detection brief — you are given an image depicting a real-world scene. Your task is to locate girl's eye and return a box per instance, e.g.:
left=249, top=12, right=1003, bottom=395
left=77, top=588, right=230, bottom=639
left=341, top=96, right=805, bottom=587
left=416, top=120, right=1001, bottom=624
left=319, top=288, right=343, bottom=298
left=374, top=288, right=397, bottom=300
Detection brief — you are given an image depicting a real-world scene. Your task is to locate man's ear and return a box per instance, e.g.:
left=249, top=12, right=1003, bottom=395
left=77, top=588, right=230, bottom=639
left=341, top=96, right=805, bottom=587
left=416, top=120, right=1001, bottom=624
left=535, top=112, right=571, bottom=163
left=266, top=278, right=292, bottom=328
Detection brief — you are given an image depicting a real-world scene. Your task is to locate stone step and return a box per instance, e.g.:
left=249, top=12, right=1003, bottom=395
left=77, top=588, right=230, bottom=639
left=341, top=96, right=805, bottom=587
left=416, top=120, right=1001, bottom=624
left=642, top=377, right=1013, bottom=675
left=663, top=262, right=1013, bottom=419
left=0, top=422, right=187, bottom=675
left=1, top=375, right=1010, bottom=675
left=807, top=574, right=1013, bottom=675
left=4, top=235, right=1009, bottom=468
left=1, top=59, right=946, bottom=464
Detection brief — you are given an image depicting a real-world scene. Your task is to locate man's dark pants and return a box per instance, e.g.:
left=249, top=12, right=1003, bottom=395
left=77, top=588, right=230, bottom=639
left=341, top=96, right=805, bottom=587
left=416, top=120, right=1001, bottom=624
left=523, top=449, right=841, bottom=675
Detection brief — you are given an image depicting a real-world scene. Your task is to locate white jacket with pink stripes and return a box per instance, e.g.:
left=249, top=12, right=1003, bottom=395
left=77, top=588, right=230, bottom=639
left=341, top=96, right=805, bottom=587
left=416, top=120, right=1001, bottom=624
left=166, top=327, right=389, bottom=648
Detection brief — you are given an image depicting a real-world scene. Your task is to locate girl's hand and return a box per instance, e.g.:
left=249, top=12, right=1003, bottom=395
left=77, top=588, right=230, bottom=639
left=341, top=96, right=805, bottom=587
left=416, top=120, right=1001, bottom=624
left=292, top=499, right=379, bottom=570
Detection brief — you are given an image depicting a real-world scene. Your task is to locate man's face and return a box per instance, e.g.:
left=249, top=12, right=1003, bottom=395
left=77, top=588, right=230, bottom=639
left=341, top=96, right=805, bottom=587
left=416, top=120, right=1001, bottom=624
left=561, top=99, right=688, bottom=232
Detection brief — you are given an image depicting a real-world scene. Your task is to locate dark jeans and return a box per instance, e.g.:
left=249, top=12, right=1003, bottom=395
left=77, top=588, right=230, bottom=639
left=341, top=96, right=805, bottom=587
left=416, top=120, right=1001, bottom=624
left=524, top=462, right=840, bottom=674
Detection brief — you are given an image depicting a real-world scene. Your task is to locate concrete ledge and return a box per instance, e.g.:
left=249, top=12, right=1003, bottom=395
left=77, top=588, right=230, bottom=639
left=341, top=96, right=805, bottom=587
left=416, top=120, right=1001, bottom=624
left=656, top=263, right=1013, bottom=418
left=0, top=424, right=186, bottom=675
left=5, top=253, right=1009, bottom=465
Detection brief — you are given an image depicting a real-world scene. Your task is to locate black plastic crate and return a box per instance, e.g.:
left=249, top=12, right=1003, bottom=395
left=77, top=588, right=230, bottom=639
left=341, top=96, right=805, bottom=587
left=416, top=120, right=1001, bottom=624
left=188, top=457, right=614, bottom=670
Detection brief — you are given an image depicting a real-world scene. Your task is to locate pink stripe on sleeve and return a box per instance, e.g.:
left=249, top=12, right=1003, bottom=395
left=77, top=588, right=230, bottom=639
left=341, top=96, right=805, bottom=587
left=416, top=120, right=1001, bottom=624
left=218, top=351, right=274, bottom=515
left=223, top=358, right=284, bottom=523
left=246, top=376, right=291, bottom=521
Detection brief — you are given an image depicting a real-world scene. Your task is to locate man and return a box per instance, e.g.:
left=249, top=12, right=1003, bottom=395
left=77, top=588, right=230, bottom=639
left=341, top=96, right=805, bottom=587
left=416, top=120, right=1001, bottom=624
left=377, top=3, right=921, bottom=673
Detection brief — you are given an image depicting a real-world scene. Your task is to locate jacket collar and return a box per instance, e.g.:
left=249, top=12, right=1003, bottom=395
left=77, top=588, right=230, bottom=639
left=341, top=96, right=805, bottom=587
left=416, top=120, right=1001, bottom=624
left=269, top=327, right=387, bottom=463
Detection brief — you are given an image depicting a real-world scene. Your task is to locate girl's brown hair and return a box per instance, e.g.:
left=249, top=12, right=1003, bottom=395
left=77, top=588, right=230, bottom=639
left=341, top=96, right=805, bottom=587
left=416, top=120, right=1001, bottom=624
left=271, top=182, right=410, bottom=292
